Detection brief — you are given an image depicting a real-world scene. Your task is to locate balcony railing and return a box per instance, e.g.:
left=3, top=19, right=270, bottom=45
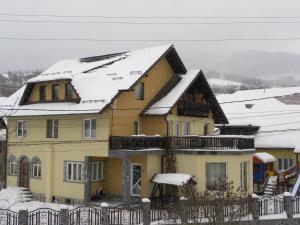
left=109, top=136, right=254, bottom=151
left=177, top=101, right=210, bottom=117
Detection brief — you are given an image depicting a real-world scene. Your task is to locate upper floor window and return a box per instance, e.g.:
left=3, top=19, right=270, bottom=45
left=39, top=85, right=46, bottom=102
left=135, top=82, right=144, bottom=100
left=52, top=84, right=59, bottom=100
left=183, top=122, right=190, bottom=136
left=133, top=121, right=139, bottom=135
left=84, top=119, right=96, bottom=139
left=47, top=119, right=58, bottom=138
left=174, top=122, right=181, bottom=136
left=65, top=82, right=73, bottom=99
left=17, top=120, right=27, bottom=137
left=168, top=121, right=173, bottom=136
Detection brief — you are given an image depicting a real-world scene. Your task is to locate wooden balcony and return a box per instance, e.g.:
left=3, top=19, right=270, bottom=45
left=177, top=101, right=210, bottom=117
left=109, top=136, right=254, bottom=151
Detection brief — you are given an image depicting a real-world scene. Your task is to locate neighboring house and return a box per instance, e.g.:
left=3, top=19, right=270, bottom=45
left=3, top=44, right=254, bottom=204
left=217, top=87, right=300, bottom=174
left=0, top=111, right=7, bottom=187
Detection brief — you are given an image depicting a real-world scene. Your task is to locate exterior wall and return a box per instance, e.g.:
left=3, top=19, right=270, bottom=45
left=111, top=57, right=174, bottom=136
left=6, top=113, right=109, bottom=202
left=176, top=153, right=254, bottom=194
left=256, top=148, right=296, bottom=170
left=28, top=79, right=78, bottom=103
left=140, top=116, right=167, bottom=136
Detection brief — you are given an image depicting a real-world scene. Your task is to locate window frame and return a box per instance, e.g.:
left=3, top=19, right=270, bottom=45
left=52, top=84, right=60, bottom=100
left=277, top=158, right=293, bottom=171
left=240, top=161, right=248, bottom=191
left=130, top=163, right=142, bottom=196
left=205, top=162, right=227, bottom=191
left=8, top=155, right=17, bottom=176
left=135, top=82, right=144, bottom=100
left=92, top=161, right=104, bottom=182
left=133, top=121, right=140, bottom=135
left=83, top=119, right=97, bottom=139
left=66, top=161, right=83, bottom=182
left=174, top=122, right=181, bottom=136
left=17, top=120, right=27, bottom=137
left=183, top=122, right=191, bottom=136
left=65, top=82, right=73, bottom=99
left=46, top=119, right=59, bottom=138
left=31, top=158, right=42, bottom=179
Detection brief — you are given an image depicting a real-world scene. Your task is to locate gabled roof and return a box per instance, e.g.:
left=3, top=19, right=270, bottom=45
left=217, top=87, right=300, bottom=149
left=144, top=70, right=228, bottom=124
left=3, top=45, right=186, bottom=117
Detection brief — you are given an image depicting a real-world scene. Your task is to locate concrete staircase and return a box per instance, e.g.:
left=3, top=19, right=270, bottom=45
left=264, top=176, right=277, bottom=196
left=19, top=187, right=34, bottom=202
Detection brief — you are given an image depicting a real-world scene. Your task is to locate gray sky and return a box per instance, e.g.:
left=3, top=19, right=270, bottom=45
left=1, top=0, right=300, bottom=73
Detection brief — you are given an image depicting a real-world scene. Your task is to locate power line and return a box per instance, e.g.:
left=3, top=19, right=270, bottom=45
left=1, top=13, right=300, bottom=19
left=3, top=19, right=300, bottom=25
left=3, top=37, right=300, bottom=42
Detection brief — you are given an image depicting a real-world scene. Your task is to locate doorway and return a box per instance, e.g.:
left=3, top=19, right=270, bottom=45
left=19, top=157, right=30, bottom=188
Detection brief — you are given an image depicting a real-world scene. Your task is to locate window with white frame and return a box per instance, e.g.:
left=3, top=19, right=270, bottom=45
left=183, top=122, right=191, bottom=136
left=277, top=158, right=294, bottom=171
left=17, top=120, right=27, bottom=137
left=206, top=162, right=227, bottom=191
left=168, top=121, right=173, bottom=136
left=66, top=162, right=83, bottom=182
left=174, top=122, right=181, bottom=136
left=92, top=162, right=104, bottom=181
left=83, top=119, right=96, bottom=139
left=8, top=155, right=17, bottom=176
left=31, top=157, right=41, bottom=178
left=240, top=161, right=248, bottom=190
left=46, top=119, right=58, bottom=138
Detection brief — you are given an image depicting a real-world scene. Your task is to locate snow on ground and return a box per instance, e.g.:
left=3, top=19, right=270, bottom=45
left=0, top=187, right=72, bottom=212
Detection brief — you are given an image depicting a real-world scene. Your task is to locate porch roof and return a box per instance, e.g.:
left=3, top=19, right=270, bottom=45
left=151, top=173, right=196, bottom=186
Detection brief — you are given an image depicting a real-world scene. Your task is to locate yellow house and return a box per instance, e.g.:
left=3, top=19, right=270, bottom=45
left=4, top=45, right=254, bottom=204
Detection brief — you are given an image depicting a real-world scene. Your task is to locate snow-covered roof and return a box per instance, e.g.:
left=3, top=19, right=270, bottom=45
left=218, top=87, right=300, bottom=149
left=144, top=70, right=199, bottom=115
left=152, top=173, right=196, bottom=186
left=253, top=152, right=276, bottom=163
left=208, top=78, right=242, bottom=87
left=1, top=45, right=188, bottom=116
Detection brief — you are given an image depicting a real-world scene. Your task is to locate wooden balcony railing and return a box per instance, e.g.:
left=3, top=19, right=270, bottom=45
left=109, top=136, right=254, bottom=151
left=177, top=101, right=210, bottom=117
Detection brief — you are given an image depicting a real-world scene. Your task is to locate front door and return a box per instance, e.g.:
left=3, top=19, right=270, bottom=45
left=131, top=164, right=141, bottom=196
left=19, top=157, right=29, bottom=188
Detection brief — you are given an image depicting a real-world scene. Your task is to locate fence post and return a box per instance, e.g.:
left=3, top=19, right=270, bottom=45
left=215, top=199, right=224, bottom=224
left=283, top=192, right=294, bottom=219
left=101, top=202, right=110, bottom=225
left=179, top=197, right=189, bottom=225
left=142, top=198, right=151, bottom=225
left=59, top=208, right=69, bottom=225
left=250, top=194, right=260, bottom=222
left=18, top=210, right=28, bottom=225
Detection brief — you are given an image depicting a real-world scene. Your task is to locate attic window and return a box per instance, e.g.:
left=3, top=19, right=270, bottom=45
left=245, top=104, right=254, bottom=109
left=135, top=82, right=144, bottom=100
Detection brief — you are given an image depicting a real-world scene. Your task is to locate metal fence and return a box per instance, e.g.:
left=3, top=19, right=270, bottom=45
left=0, top=209, right=18, bottom=225
left=69, top=206, right=102, bottom=225
left=109, top=206, right=142, bottom=225
left=28, top=208, right=60, bottom=225
left=259, top=196, right=284, bottom=216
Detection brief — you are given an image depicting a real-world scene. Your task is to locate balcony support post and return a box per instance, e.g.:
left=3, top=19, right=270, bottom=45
left=122, top=157, right=131, bottom=205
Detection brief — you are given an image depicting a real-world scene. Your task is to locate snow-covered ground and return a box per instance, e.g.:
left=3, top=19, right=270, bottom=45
left=0, top=187, right=72, bottom=212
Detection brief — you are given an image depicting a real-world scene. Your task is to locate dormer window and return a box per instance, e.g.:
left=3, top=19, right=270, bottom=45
left=135, top=82, right=144, bottom=100
left=65, top=82, right=73, bottom=99
left=39, top=85, right=46, bottom=102
left=52, top=84, right=59, bottom=100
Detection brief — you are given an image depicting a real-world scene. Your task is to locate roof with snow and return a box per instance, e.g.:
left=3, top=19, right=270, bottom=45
left=1, top=45, right=188, bottom=117
left=151, top=173, right=196, bottom=186
left=217, top=87, right=300, bottom=149
left=144, top=70, right=228, bottom=124
left=253, top=152, right=276, bottom=163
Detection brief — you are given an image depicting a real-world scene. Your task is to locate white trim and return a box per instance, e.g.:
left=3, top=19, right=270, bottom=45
left=66, top=161, right=83, bottom=182
left=130, top=163, right=142, bottom=197
left=92, top=161, right=104, bottom=182
left=83, top=119, right=96, bottom=139
left=17, top=120, right=27, bottom=137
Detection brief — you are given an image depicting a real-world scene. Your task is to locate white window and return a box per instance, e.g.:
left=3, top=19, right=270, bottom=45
left=83, top=119, right=96, bottom=139
left=131, top=164, right=142, bottom=196
left=92, top=162, right=104, bottom=181
left=240, top=161, right=248, bottom=190
left=174, top=122, right=181, bottom=136
left=66, top=162, right=83, bottom=182
left=183, top=122, right=190, bottom=136
left=46, top=119, right=58, bottom=138
left=168, top=121, right=173, bottom=136
left=31, top=157, right=41, bottom=178
left=206, top=162, right=227, bottom=191
left=277, top=158, right=294, bottom=171
left=17, top=120, right=27, bottom=137
left=9, top=161, right=17, bottom=176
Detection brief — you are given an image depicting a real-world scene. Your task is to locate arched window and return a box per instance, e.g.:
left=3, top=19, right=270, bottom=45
left=31, top=157, right=41, bottom=178
left=8, top=155, right=17, bottom=176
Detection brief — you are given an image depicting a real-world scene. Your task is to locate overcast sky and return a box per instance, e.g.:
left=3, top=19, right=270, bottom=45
left=1, top=0, right=300, bottom=73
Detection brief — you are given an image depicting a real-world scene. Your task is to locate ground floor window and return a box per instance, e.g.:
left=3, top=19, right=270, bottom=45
left=66, top=162, right=83, bottom=182
left=31, top=157, right=41, bottom=178
left=92, top=162, right=104, bottom=181
left=131, top=164, right=141, bottom=196
left=240, top=161, right=248, bottom=190
left=277, top=158, right=293, bottom=171
left=206, top=162, right=227, bottom=191
left=8, top=155, right=17, bottom=176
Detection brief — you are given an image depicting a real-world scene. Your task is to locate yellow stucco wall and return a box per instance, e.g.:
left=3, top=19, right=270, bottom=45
left=256, top=148, right=296, bottom=170
left=111, top=57, right=174, bottom=136
left=176, top=153, right=253, bottom=193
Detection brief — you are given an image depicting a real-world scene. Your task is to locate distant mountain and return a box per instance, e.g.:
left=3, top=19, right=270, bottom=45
left=217, top=50, right=300, bottom=78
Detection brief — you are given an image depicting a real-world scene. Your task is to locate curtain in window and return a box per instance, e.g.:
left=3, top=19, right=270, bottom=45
left=206, top=163, right=226, bottom=190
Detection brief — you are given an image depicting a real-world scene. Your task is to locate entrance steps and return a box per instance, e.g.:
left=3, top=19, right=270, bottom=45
left=264, top=176, right=277, bottom=196
left=19, top=187, right=34, bottom=202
